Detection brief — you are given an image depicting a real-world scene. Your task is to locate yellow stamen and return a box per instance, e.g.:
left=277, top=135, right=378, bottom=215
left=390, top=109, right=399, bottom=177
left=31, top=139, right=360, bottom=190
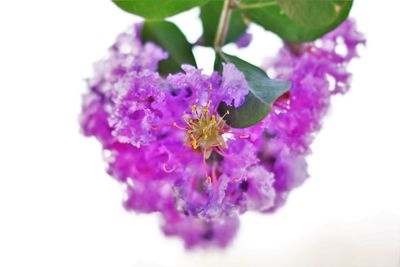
left=180, top=102, right=231, bottom=158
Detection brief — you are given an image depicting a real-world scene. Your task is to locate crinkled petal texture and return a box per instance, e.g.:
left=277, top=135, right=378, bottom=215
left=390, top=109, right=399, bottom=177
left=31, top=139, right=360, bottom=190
left=80, top=20, right=364, bottom=249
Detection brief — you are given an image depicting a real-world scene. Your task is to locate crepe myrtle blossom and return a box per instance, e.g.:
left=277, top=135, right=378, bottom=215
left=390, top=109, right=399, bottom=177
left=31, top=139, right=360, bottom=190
left=80, top=20, right=364, bottom=248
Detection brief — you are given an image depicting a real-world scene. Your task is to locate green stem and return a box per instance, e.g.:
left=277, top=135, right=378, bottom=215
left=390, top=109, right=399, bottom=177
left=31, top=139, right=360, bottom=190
left=214, top=0, right=235, bottom=52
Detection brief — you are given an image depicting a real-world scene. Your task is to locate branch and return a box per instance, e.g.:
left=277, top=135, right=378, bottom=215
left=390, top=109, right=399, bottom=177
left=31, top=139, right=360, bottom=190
left=214, top=0, right=235, bottom=52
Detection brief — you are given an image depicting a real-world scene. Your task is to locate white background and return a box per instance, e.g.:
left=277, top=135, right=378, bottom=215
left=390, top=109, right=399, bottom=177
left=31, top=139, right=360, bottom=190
left=0, top=1, right=399, bottom=266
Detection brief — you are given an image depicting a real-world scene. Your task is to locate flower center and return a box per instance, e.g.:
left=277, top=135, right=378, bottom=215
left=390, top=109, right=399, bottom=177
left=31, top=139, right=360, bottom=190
left=175, top=102, right=230, bottom=159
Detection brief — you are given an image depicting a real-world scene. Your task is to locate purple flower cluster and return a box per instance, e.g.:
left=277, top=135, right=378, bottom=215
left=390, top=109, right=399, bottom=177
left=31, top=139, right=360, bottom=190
left=80, top=21, right=364, bottom=248
left=261, top=19, right=366, bottom=209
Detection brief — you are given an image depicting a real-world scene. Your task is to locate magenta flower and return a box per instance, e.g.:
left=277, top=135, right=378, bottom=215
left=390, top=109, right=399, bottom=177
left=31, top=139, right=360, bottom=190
left=235, top=32, right=252, bottom=48
left=80, top=20, right=364, bottom=248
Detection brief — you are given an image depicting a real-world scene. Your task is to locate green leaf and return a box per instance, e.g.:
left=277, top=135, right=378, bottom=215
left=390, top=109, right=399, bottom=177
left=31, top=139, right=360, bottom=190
left=141, top=20, right=197, bottom=75
left=218, top=53, right=291, bottom=128
left=200, top=0, right=247, bottom=46
left=239, top=0, right=353, bottom=42
left=112, top=0, right=210, bottom=19
left=276, top=0, right=337, bottom=28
